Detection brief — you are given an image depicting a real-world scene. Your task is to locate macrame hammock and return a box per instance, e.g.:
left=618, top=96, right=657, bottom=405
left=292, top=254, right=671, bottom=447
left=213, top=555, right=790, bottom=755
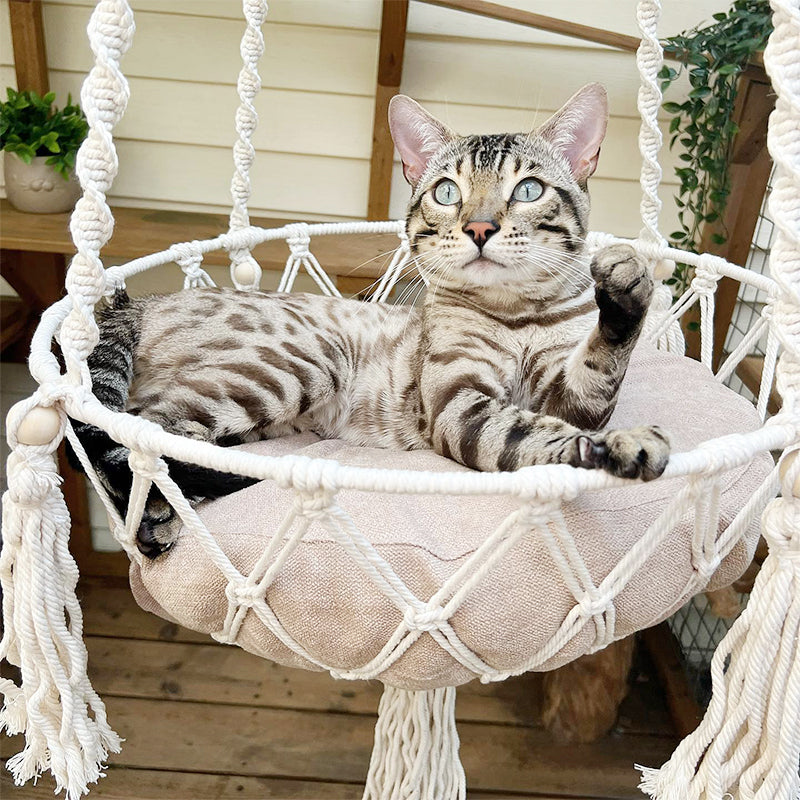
left=1, top=0, right=799, bottom=798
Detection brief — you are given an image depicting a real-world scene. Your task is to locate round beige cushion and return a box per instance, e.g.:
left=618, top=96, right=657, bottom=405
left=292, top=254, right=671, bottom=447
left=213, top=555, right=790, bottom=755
left=130, top=345, right=773, bottom=689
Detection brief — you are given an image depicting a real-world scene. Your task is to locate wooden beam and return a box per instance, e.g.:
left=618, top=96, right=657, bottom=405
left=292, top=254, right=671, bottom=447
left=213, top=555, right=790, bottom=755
left=367, top=0, right=409, bottom=222
left=419, top=0, right=641, bottom=52
left=735, top=354, right=782, bottom=415
left=9, top=0, right=49, bottom=94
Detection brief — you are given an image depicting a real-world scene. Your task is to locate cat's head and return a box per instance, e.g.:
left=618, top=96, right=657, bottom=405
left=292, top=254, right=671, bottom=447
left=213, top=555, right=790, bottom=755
left=389, top=83, right=607, bottom=300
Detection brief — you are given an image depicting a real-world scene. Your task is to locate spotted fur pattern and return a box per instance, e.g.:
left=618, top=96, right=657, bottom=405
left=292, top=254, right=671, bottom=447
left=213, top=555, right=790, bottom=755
left=71, top=84, right=669, bottom=557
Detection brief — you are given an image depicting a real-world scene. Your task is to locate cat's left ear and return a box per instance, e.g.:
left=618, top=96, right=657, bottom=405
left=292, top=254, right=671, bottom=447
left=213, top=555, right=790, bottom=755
left=389, top=95, right=455, bottom=186
left=537, top=83, right=608, bottom=184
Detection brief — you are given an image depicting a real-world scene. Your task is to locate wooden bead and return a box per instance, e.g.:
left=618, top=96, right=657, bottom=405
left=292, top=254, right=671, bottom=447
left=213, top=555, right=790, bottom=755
left=779, top=450, right=800, bottom=499
left=233, top=261, right=257, bottom=287
left=653, top=259, right=676, bottom=281
left=16, top=405, right=61, bottom=446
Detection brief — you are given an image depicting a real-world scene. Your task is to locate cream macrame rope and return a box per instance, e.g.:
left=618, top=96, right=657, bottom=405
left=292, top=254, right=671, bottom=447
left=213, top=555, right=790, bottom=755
left=634, top=0, right=683, bottom=355
left=277, top=222, right=342, bottom=296
left=0, top=3, right=134, bottom=796
left=228, top=0, right=268, bottom=291
left=364, top=687, right=465, bottom=800
left=639, top=1, right=800, bottom=797
left=635, top=0, right=665, bottom=246
left=2, top=0, right=799, bottom=799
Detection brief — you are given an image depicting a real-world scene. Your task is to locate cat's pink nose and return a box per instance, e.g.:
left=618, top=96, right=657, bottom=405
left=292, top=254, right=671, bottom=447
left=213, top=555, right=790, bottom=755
left=463, top=220, right=500, bottom=247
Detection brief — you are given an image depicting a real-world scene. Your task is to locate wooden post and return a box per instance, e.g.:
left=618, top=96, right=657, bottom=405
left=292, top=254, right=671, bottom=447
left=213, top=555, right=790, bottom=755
left=367, top=0, right=409, bottom=222
left=683, top=66, right=774, bottom=366
left=9, top=0, right=49, bottom=94
left=641, top=623, right=703, bottom=738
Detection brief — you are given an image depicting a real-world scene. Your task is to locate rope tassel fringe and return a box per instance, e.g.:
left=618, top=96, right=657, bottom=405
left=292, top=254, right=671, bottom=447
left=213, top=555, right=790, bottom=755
left=0, top=399, right=121, bottom=799
left=637, top=486, right=800, bottom=800
left=363, top=686, right=466, bottom=800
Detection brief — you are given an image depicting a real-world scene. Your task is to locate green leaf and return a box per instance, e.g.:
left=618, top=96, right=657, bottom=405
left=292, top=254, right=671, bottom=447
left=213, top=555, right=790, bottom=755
left=42, top=131, right=60, bottom=152
left=662, top=101, right=684, bottom=114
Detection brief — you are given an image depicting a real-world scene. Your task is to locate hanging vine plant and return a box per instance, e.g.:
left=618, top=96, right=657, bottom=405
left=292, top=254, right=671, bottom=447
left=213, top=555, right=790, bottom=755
left=659, top=0, right=773, bottom=297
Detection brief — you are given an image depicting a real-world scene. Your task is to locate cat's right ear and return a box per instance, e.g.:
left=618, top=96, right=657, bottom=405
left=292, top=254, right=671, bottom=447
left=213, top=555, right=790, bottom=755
left=389, top=95, right=454, bottom=186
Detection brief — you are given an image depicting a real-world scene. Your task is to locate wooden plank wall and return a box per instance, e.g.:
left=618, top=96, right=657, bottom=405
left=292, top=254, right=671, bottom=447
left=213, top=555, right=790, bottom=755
left=0, top=0, right=731, bottom=234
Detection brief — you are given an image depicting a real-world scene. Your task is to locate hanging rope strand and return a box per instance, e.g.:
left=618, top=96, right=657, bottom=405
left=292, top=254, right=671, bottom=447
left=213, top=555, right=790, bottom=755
left=639, top=0, right=800, bottom=796
left=228, top=0, right=268, bottom=290
left=635, top=0, right=666, bottom=247
left=0, top=4, right=135, bottom=793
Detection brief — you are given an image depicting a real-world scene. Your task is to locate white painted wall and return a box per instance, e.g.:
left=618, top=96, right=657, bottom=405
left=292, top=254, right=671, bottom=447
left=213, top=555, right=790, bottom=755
left=1, top=0, right=731, bottom=236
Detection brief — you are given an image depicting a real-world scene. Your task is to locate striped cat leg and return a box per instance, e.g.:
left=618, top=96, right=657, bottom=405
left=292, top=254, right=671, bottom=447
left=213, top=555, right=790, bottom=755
left=430, top=385, right=668, bottom=480
left=539, top=244, right=659, bottom=428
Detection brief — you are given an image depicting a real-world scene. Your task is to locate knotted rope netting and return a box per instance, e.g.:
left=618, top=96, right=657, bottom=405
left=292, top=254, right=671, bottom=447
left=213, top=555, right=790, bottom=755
left=1, top=1, right=799, bottom=798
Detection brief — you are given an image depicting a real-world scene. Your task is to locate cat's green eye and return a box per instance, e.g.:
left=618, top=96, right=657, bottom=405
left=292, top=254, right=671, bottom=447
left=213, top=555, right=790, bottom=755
left=512, top=178, right=544, bottom=202
left=433, top=179, right=461, bottom=206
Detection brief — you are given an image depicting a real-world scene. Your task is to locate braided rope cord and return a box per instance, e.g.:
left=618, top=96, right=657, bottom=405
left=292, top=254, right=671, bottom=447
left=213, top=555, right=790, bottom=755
left=228, top=0, right=268, bottom=290
left=1, top=0, right=798, bottom=796
left=92, top=421, right=764, bottom=688
left=58, top=2, right=134, bottom=383
left=639, top=1, right=800, bottom=797
left=635, top=0, right=665, bottom=247
left=0, top=3, right=135, bottom=796
left=634, top=0, right=687, bottom=354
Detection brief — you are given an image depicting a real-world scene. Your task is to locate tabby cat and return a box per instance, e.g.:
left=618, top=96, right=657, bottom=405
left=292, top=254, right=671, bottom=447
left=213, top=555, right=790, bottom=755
left=73, top=82, right=669, bottom=558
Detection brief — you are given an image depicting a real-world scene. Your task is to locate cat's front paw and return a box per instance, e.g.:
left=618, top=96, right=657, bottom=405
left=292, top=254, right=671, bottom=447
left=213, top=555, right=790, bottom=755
left=576, top=425, right=669, bottom=481
left=590, top=244, right=653, bottom=344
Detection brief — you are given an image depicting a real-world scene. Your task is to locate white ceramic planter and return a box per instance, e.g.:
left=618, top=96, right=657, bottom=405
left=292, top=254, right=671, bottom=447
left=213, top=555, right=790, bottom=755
left=4, top=152, right=81, bottom=214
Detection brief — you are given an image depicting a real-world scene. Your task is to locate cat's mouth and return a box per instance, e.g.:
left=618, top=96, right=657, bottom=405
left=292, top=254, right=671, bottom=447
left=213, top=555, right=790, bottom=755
left=464, top=256, right=504, bottom=270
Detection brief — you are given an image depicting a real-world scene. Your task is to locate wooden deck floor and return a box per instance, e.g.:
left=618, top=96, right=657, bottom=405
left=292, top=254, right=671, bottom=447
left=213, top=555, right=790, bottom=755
left=2, top=577, right=678, bottom=799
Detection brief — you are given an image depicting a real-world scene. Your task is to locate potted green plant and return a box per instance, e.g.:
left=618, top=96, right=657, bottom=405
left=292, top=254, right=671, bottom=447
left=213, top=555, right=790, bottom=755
left=658, top=0, right=773, bottom=297
left=1, top=88, right=88, bottom=214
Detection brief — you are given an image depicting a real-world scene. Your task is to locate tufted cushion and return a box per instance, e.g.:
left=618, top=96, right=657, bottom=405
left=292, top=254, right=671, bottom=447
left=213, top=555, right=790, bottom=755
left=130, top=345, right=773, bottom=689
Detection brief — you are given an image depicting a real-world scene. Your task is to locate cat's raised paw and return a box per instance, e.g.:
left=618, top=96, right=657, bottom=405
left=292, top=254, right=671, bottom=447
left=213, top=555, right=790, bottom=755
left=576, top=425, right=669, bottom=481
left=590, top=244, right=653, bottom=344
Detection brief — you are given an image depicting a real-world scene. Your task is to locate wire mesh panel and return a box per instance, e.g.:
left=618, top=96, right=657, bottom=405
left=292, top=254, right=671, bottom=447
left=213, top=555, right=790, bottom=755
left=668, top=592, right=748, bottom=706
left=721, top=167, right=777, bottom=404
